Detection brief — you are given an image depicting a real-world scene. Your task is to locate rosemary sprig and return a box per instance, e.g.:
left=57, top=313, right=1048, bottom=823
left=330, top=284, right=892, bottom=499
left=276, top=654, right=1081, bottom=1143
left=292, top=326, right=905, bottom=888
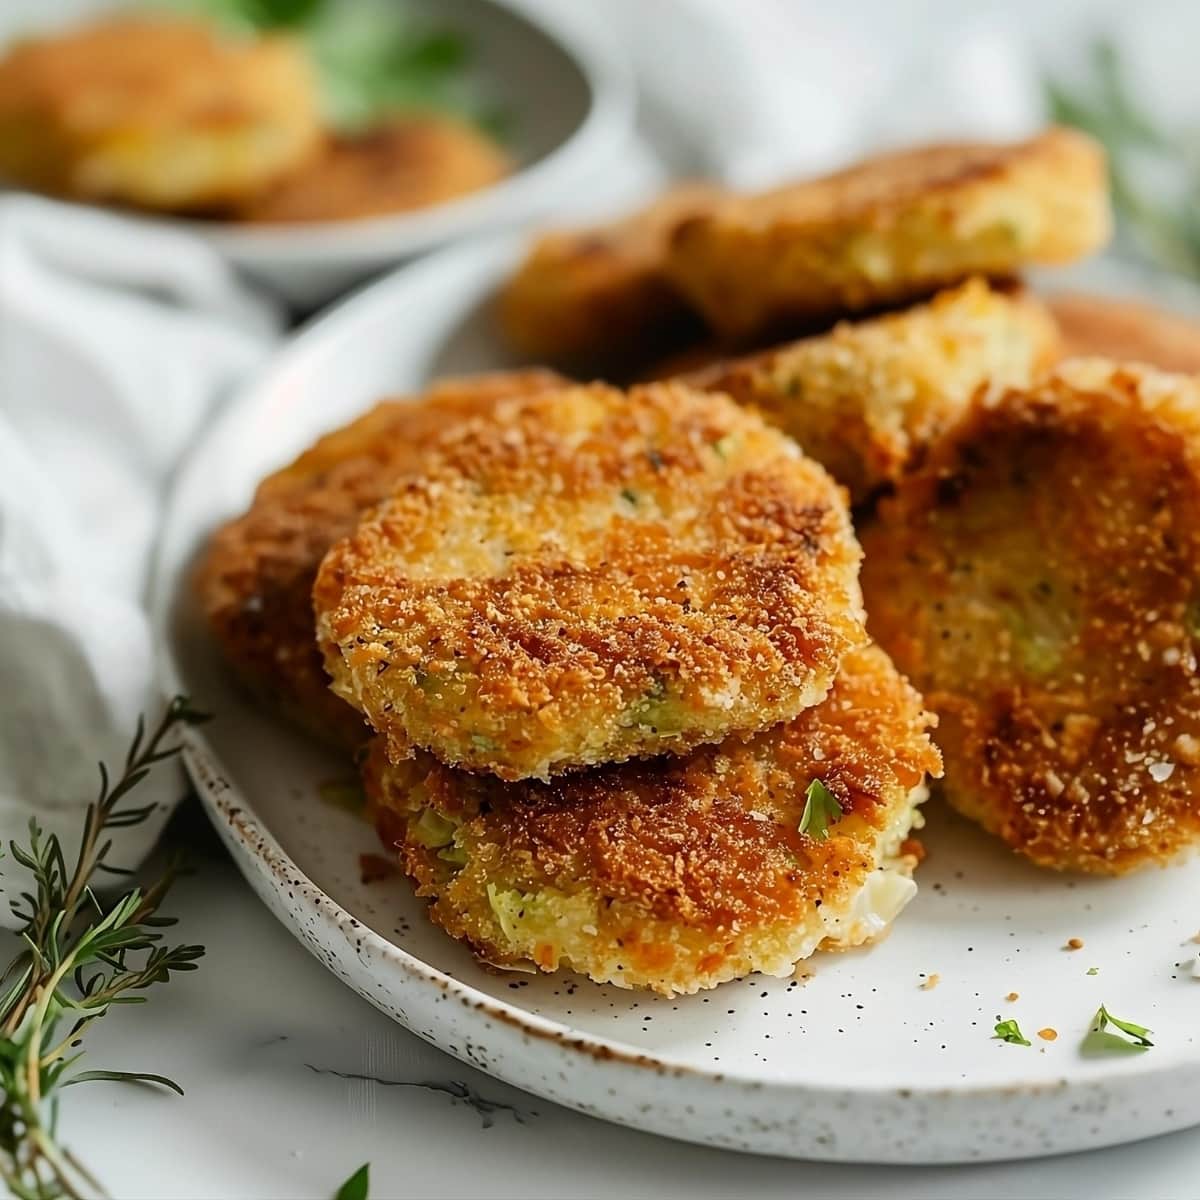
left=0, top=696, right=209, bottom=1199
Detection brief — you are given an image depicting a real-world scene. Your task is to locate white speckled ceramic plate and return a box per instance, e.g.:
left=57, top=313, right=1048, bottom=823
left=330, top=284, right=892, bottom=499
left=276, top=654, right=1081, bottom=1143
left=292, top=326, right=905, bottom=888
left=152, top=236, right=1200, bottom=1164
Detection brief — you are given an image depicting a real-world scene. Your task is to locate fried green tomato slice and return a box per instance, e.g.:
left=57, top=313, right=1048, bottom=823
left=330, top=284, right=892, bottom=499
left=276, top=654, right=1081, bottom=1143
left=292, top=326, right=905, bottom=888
left=665, top=128, right=1109, bottom=343
left=361, top=643, right=941, bottom=995
left=861, top=360, right=1200, bottom=874
left=0, top=15, right=320, bottom=211
left=679, top=279, right=1060, bottom=502
left=497, top=183, right=725, bottom=367
left=315, top=382, right=866, bottom=780
left=195, top=371, right=565, bottom=749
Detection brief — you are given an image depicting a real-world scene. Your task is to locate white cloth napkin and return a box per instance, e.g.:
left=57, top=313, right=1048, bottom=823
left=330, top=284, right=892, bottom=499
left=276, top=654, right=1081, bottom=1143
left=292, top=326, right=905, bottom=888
left=0, top=196, right=279, bottom=914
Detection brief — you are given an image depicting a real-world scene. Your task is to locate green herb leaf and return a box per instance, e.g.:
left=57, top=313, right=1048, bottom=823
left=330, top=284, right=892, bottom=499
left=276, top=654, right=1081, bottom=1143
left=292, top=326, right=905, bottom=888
left=1086, top=967, right=1099, bottom=976
left=993, top=1017, right=1032, bottom=1047
left=1083, top=1005, right=1153, bottom=1054
left=336, top=1162, right=370, bottom=1200
left=799, top=779, right=843, bottom=841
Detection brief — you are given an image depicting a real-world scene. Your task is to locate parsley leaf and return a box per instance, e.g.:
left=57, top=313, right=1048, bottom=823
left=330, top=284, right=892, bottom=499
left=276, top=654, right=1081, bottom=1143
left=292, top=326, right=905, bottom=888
left=799, top=779, right=843, bottom=840
left=993, top=1018, right=1031, bottom=1046
left=1082, top=1005, right=1153, bottom=1054
left=335, top=1162, right=370, bottom=1200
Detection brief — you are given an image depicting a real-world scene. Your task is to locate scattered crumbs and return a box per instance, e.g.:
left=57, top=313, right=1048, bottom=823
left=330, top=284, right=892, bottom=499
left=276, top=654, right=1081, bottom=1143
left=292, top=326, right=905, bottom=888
left=1038, top=1028, right=1058, bottom=1042
left=1189, top=931, right=1200, bottom=945
left=1065, top=937, right=1084, bottom=951
left=920, top=973, right=940, bottom=991
left=1005, top=991, right=1020, bottom=1002
left=359, top=853, right=398, bottom=885
left=1148, top=760, right=1175, bottom=783
left=1086, top=967, right=1099, bottom=976
left=900, top=837, right=927, bottom=864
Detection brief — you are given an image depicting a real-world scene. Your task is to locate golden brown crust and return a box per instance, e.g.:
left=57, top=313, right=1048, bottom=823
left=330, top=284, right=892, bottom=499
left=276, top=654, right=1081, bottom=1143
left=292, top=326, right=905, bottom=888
left=194, top=370, right=566, bottom=748
left=315, top=382, right=866, bottom=779
left=362, top=643, right=941, bottom=994
left=0, top=16, right=320, bottom=210
left=861, top=360, right=1200, bottom=873
left=664, top=128, right=1110, bottom=342
left=236, top=116, right=510, bottom=224
left=498, top=183, right=725, bottom=366
left=677, top=279, right=1061, bottom=501
left=1049, top=293, right=1200, bottom=375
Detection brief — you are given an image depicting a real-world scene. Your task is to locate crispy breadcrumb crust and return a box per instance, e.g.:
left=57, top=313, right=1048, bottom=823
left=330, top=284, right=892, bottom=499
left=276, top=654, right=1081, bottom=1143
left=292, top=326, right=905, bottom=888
left=315, top=382, right=867, bottom=780
left=1049, top=293, right=1200, bottom=375
left=862, top=360, right=1200, bottom=873
left=664, top=128, right=1110, bottom=342
left=679, top=279, right=1060, bottom=501
left=498, top=183, right=725, bottom=366
left=0, top=16, right=320, bottom=210
left=194, top=371, right=565, bottom=748
left=362, top=643, right=941, bottom=995
left=236, top=116, right=510, bottom=223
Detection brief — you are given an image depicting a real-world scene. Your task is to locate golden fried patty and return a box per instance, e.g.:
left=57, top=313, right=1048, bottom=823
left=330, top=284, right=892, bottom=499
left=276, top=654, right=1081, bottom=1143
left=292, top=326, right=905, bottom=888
left=861, top=360, right=1200, bottom=873
left=498, top=183, right=725, bottom=367
left=0, top=16, right=320, bottom=211
left=362, top=643, right=940, bottom=995
left=679, top=279, right=1060, bottom=502
left=315, top=382, right=866, bottom=780
left=236, top=116, right=510, bottom=224
left=664, top=128, right=1109, bottom=342
left=195, top=371, right=565, bottom=748
left=1049, top=293, right=1200, bottom=375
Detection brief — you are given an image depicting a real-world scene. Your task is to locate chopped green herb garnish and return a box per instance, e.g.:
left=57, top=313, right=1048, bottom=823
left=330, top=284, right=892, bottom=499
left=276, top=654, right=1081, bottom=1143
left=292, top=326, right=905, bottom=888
left=335, top=1162, right=370, bottom=1200
left=799, top=779, right=843, bottom=841
left=1086, top=967, right=1099, bottom=976
left=1082, top=1005, right=1153, bottom=1054
left=993, top=1017, right=1031, bottom=1046
left=619, top=487, right=639, bottom=507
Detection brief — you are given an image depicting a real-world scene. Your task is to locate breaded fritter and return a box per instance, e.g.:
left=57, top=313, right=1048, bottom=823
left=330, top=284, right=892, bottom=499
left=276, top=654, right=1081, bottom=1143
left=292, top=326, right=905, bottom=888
left=315, top=383, right=867, bottom=781
left=362, top=643, right=941, bottom=995
left=236, top=116, right=510, bottom=224
left=0, top=16, right=320, bottom=211
left=195, top=371, right=565, bottom=749
left=680, top=279, right=1060, bottom=502
left=498, top=183, right=725, bottom=366
left=861, top=360, right=1200, bottom=874
left=1049, top=293, right=1200, bottom=375
left=665, top=128, right=1110, bottom=342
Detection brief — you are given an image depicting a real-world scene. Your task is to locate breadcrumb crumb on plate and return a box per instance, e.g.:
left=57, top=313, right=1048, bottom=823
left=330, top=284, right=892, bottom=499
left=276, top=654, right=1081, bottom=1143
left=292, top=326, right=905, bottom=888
left=315, top=382, right=867, bottom=780
left=664, top=127, right=1110, bottom=342
left=360, top=644, right=940, bottom=996
left=863, top=359, right=1200, bottom=873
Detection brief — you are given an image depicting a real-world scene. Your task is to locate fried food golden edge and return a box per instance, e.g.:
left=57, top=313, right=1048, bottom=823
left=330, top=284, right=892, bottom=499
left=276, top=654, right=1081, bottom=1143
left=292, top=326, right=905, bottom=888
left=362, top=643, right=941, bottom=995
left=315, top=381, right=867, bottom=781
left=678, top=278, right=1061, bottom=502
left=194, top=370, right=567, bottom=749
left=664, top=127, right=1111, bottom=342
left=0, top=15, right=320, bottom=210
left=862, top=359, right=1200, bottom=873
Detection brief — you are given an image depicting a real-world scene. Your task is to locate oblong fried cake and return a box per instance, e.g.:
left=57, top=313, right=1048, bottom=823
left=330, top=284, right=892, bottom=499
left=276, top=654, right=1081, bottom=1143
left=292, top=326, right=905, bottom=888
left=362, top=643, right=941, bottom=996
left=0, top=15, right=320, bottom=211
left=237, top=116, right=510, bottom=224
left=1049, top=293, right=1200, bottom=375
left=664, top=128, right=1109, bottom=342
left=195, top=370, right=565, bottom=748
left=498, top=182, right=725, bottom=366
left=679, top=279, right=1060, bottom=502
left=861, top=360, right=1200, bottom=874
left=315, top=382, right=867, bottom=780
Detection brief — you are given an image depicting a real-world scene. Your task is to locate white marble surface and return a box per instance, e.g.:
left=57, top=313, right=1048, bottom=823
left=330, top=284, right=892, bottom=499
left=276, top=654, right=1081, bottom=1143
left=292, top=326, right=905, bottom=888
left=30, top=805, right=1197, bottom=1199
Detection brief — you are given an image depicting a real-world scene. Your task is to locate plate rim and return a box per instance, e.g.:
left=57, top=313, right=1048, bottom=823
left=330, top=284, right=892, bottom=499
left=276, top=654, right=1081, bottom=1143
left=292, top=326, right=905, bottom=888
left=149, top=235, right=1200, bottom=1129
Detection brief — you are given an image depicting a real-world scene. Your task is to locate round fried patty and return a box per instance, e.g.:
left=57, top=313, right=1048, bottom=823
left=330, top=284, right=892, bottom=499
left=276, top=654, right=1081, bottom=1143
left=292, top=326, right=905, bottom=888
left=664, top=128, right=1109, bottom=342
left=0, top=15, right=320, bottom=211
left=195, top=371, right=565, bottom=748
left=362, top=643, right=940, bottom=995
left=315, top=382, right=867, bottom=780
left=862, top=360, right=1200, bottom=873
